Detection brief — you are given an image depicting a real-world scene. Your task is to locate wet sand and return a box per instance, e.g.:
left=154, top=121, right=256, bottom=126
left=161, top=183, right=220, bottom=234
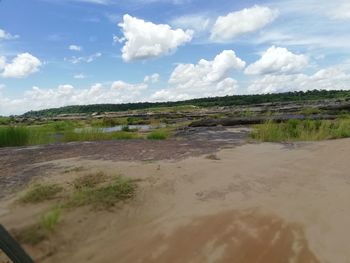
left=1, top=138, right=350, bottom=262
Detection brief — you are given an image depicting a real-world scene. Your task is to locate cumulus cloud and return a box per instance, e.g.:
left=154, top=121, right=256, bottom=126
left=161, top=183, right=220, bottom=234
left=248, top=68, right=350, bottom=94
left=69, top=45, right=82, bottom=51
left=65, top=52, right=102, bottom=64
left=245, top=46, right=308, bottom=75
left=210, top=5, right=278, bottom=41
left=170, top=15, right=211, bottom=34
left=1, top=53, right=42, bottom=78
left=0, top=78, right=152, bottom=115
left=151, top=50, right=245, bottom=101
left=144, top=73, right=160, bottom=83
left=0, top=29, right=19, bottom=40
left=118, top=14, right=193, bottom=61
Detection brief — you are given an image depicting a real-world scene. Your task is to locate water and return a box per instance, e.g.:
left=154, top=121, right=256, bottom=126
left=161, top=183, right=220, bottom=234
left=75, top=124, right=166, bottom=133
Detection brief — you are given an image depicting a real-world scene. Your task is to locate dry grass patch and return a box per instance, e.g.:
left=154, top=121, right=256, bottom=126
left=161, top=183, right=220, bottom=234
left=71, top=171, right=107, bottom=190
left=66, top=176, right=136, bottom=209
left=19, top=184, right=63, bottom=204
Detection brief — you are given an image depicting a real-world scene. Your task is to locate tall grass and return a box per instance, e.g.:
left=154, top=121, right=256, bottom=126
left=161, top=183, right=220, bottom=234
left=251, top=119, right=350, bottom=142
left=0, top=126, right=30, bottom=147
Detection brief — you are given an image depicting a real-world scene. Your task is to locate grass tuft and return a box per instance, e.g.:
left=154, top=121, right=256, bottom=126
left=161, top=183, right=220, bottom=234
left=147, top=129, right=169, bottom=140
left=66, top=176, right=136, bottom=208
left=19, top=184, right=63, bottom=204
left=39, top=207, right=61, bottom=233
left=72, top=172, right=107, bottom=190
left=15, top=208, right=61, bottom=245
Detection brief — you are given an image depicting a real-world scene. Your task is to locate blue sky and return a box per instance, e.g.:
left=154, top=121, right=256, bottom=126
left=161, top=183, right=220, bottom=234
left=1, top=0, right=350, bottom=115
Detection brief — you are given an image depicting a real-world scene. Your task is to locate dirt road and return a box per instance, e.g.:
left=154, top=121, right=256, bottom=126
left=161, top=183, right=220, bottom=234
left=1, top=136, right=350, bottom=262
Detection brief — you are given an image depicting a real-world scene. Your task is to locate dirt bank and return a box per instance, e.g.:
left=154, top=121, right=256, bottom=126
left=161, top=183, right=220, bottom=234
left=1, top=138, right=350, bottom=262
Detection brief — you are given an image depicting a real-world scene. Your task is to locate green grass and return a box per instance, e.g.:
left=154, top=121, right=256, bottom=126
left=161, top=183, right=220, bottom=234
left=66, top=176, right=136, bottom=208
left=39, top=207, right=61, bottom=233
left=15, top=208, right=61, bottom=245
left=62, top=129, right=139, bottom=142
left=0, top=122, right=76, bottom=147
left=147, top=129, right=169, bottom=140
left=0, top=126, right=30, bottom=147
left=251, top=119, right=350, bottom=142
left=0, top=116, right=11, bottom=125
left=19, top=184, right=63, bottom=203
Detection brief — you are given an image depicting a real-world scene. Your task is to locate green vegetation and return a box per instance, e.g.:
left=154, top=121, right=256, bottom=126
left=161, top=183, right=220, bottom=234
left=21, top=90, right=350, bottom=117
left=16, top=208, right=61, bottom=245
left=0, top=126, right=30, bottom=147
left=62, top=129, right=139, bottom=142
left=15, top=173, right=136, bottom=245
left=39, top=207, right=61, bottom=233
left=147, top=129, right=169, bottom=140
left=19, top=184, right=63, bottom=203
left=66, top=176, right=136, bottom=208
left=0, top=116, right=11, bottom=125
left=251, top=119, right=350, bottom=142
left=300, top=108, right=322, bottom=115
left=0, top=121, right=78, bottom=147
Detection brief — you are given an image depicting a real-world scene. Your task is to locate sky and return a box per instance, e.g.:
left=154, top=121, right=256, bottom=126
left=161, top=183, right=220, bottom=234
left=1, top=0, right=350, bottom=115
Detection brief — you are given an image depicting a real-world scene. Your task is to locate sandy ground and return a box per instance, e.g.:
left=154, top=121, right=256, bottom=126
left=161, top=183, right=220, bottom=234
left=1, top=138, right=350, bottom=262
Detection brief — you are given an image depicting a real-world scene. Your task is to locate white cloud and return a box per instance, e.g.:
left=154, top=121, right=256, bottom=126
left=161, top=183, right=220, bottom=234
left=151, top=50, right=245, bottom=101
left=328, top=2, right=350, bottom=20
left=0, top=79, right=151, bottom=115
left=210, top=5, right=278, bottom=41
left=248, top=68, right=350, bottom=94
left=69, top=45, right=82, bottom=51
left=74, top=74, right=86, bottom=79
left=144, top=73, right=160, bottom=83
left=170, top=15, right=211, bottom=34
left=0, top=29, right=19, bottom=40
left=118, top=14, right=193, bottom=61
left=245, top=46, right=308, bottom=75
left=66, top=52, right=102, bottom=64
left=1, top=53, right=42, bottom=78
left=0, top=56, right=6, bottom=70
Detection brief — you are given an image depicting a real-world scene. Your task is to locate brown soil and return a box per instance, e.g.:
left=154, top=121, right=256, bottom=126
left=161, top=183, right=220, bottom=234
left=1, top=136, right=350, bottom=262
